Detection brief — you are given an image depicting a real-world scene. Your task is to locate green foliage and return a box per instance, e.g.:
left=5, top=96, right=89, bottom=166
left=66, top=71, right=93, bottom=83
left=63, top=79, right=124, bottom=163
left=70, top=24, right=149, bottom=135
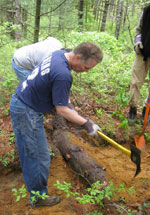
left=0, top=22, right=19, bottom=46
left=127, top=186, right=136, bottom=195
left=116, top=201, right=150, bottom=215
left=145, top=132, right=150, bottom=142
left=138, top=202, right=150, bottom=212
left=54, top=180, right=79, bottom=198
left=2, top=108, right=9, bottom=116
left=88, top=211, right=103, bottom=215
left=12, top=185, right=27, bottom=202
left=0, top=136, right=15, bottom=166
left=0, top=149, right=15, bottom=167
left=30, top=191, right=49, bottom=203
left=96, top=109, right=105, bottom=116
left=49, top=149, right=55, bottom=157
left=12, top=184, right=49, bottom=203
left=9, top=132, right=16, bottom=144
left=115, top=89, right=129, bottom=111
left=54, top=180, right=136, bottom=214
left=0, top=130, right=15, bottom=167
left=113, top=89, right=129, bottom=129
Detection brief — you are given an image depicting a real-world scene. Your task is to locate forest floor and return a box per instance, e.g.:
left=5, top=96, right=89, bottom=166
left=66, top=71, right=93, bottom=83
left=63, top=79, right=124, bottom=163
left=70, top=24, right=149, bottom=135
left=1, top=94, right=150, bottom=215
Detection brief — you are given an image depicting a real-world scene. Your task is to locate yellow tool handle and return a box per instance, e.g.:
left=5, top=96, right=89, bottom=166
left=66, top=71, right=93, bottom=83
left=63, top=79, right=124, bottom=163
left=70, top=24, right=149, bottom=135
left=97, top=131, right=131, bottom=157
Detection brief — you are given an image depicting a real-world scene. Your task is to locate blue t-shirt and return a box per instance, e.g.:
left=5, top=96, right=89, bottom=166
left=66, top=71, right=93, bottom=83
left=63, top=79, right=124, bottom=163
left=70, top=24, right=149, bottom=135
left=16, top=50, right=72, bottom=112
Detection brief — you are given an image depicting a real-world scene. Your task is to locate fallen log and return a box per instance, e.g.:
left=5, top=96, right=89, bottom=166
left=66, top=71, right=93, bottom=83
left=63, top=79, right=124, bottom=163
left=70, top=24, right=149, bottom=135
left=52, top=128, right=107, bottom=185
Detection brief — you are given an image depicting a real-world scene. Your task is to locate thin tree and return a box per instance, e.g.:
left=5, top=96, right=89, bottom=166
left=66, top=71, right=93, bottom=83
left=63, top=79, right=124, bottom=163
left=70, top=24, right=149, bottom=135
left=78, top=0, right=84, bottom=30
left=115, top=0, right=123, bottom=39
left=93, top=0, right=100, bottom=20
left=13, top=0, right=21, bottom=41
left=100, top=0, right=110, bottom=32
left=21, top=7, right=28, bottom=38
left=34, top=0, right=41, bottom=43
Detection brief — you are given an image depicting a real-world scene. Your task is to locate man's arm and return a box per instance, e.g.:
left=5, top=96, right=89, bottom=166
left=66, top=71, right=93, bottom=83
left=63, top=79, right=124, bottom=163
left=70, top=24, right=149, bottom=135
left=55, top=106, right=101, bottom=136
left=135, top=13, right=143, bottom=37
left=56, top=105, right=86, bottom=125
left=134, top=13, right=143, bottom=54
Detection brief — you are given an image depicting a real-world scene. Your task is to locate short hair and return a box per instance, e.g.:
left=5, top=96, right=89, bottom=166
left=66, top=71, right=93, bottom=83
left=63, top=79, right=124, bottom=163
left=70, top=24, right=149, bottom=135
left=73, top=42, right=103, bottom=63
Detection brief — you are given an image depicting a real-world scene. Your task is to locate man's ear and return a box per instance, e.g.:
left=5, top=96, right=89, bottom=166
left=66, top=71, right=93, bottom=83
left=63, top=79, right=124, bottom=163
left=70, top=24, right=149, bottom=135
left=74, top=54, right=81, bottom=61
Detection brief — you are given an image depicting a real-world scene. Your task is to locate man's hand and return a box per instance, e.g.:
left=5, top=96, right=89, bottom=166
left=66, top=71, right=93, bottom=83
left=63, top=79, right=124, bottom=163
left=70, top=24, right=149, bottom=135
left=82, top=119, right=101, bottom=137
left=134, top=35, right=143, bottom=54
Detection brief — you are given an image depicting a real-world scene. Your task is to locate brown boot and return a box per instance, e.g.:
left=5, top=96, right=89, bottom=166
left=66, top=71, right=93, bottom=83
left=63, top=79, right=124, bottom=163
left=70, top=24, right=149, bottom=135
left=128, top=106, right=137, bottom=124
left=30, top=195, right=60, bottom=207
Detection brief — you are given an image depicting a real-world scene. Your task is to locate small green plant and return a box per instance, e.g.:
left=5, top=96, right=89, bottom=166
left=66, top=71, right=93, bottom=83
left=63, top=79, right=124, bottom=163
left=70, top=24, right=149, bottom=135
left=0, top=156, right=10, bottom=167
left=2, top=108, right=9, bottom=116
left=118, top=114, right=128, bottom=129
left=127, top=186, right=136, bottom=195
left=138, top=202, right=150, bottom=213
left=55, top=180, right=137, bottom=214
left=88, top=210, right=103, bottom=215
left=96, top=109, right=105, bottom=116
left=142, top=178, right=150, bottom=185
left=55, top=180, right=115, bottom=210
left=117, top=205, right=137, bottom=215
left=112, top=89, right=129, bottom=129
left=12, top=185, right=49, bottom=203
left=115, top=89, right=128, bottom=110
left=49, top=149, right=55, bottom=157
left=145, top=132, right=150, bottom=142
left=9, top=132, right=16, bottom=144
left=54, top=180, right=79, bottom=198
left=0, top=129, right=5, bottom=137
left=12, top=184, right=27, bottom=202
left=30, top=191, right=49, bottom=202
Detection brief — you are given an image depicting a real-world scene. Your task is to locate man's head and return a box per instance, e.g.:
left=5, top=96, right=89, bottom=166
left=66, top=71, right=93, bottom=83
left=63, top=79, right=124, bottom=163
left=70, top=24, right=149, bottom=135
left=68, top=42, right=103, bottom=73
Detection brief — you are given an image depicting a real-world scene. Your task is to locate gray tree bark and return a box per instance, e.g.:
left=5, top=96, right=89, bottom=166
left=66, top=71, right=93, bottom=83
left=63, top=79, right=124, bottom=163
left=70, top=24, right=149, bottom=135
left=22, top=7, right=28, bottom=38
left=100, top=0, right=110, bottom=32
left=115, top=0, right=123, bottom=39
left=13, top=0, right=21, bottom=41
left=78, top=0, right=84, bottom=30
left=34, top=0, right=41, bottom=43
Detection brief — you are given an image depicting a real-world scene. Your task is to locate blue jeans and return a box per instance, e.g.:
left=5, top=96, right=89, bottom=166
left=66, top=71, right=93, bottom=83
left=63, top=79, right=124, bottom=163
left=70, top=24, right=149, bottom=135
left=11, top=59, right=32, bottom=82
left=10, top=94, right=50, bottom=196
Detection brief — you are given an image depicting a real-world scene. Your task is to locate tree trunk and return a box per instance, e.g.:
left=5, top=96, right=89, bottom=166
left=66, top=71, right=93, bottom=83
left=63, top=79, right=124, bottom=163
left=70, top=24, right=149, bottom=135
left=51, top=114, right=107, bottom=185
left=93, top=0, right=100, bottom=20
left=58, top=4, right=64, bottom=31
left=100, top=0, right=110, bottom=32
left=13, top=0, right=21, bottom=41
left=123, top=1, right=128, bottom=25
left=78, top=0, right=84, bottom=30
left=97, top=0, right=103, bottom=30
left=6, top=2, right=15, bottom=39
left=48, top=7, right=52, bottom=34
left=53, top=129, right=107, bottom=185
left=21, top=7, right=28, bottom=38
left=34, top=0, right=41, bottom=43
left=115, top=0, right=123, bottom=40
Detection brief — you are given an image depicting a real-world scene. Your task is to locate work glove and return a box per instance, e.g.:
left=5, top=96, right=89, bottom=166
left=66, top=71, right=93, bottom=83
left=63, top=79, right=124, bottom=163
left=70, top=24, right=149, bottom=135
left=134, top=34, right=143, bottom=54
left=68, top=102, right=77, bottom=112
left=82, top=119, right=101, bottom=137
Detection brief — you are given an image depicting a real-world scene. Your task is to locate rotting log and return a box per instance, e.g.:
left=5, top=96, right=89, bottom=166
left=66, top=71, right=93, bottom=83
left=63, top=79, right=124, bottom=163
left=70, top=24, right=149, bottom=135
left=52, top=128, right=107, bottom=185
